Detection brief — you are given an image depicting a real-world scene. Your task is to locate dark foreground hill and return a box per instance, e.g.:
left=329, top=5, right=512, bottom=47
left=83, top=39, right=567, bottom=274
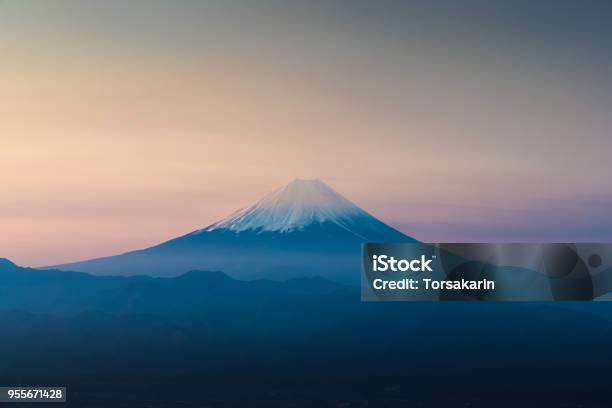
left=2, top=259, right=612, bottom=407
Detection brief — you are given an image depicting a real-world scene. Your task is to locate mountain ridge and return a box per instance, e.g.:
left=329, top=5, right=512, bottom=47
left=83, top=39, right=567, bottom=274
left=0, top=259, right=347, bottom=316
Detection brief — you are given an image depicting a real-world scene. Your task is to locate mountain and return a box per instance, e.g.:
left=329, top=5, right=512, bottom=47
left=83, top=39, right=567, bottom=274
left=51, top=179, right=415, bottom=282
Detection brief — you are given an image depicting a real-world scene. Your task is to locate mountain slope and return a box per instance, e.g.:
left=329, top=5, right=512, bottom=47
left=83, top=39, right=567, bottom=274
left=51, top=179, right=415, bottom=282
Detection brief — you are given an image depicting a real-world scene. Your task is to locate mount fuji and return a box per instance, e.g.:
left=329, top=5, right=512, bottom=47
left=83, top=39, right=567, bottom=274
left=52, top=179, right=415, bottom=283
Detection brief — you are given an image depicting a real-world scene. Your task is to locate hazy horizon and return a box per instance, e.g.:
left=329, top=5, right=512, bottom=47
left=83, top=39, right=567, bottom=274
left=2, top=0, right=612, bottom=266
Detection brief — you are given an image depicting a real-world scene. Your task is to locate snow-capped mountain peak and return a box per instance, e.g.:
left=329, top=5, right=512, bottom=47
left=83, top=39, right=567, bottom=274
left=203, top=179, right=370, bottom=233
left=52, top=178, right=414, bottom=280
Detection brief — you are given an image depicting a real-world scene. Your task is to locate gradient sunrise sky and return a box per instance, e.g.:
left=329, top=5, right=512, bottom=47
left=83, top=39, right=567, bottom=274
left=2, top=0, right=612, bottom=266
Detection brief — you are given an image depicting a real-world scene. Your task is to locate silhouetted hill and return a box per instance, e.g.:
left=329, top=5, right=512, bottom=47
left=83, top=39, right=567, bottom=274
left=0, top=257, right=18, bottom=270
left=0, top=261, right=346, bottom=318
left=2, top=259, right=612, bottom=406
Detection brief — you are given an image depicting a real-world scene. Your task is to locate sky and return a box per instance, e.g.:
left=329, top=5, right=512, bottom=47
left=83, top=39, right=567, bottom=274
left=2, top=0, right=612, bottom=266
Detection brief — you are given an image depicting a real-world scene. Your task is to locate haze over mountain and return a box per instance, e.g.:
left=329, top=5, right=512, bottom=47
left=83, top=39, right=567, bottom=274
left=51, top=179, right=415, bottom=282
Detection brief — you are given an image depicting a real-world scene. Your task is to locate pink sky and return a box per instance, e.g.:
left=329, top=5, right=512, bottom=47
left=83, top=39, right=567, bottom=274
left=2, top=1, right=612, bottom=266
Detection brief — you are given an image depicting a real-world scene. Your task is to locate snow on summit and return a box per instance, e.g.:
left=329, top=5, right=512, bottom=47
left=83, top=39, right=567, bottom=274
left=204, top=179, right=370, bottom=233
